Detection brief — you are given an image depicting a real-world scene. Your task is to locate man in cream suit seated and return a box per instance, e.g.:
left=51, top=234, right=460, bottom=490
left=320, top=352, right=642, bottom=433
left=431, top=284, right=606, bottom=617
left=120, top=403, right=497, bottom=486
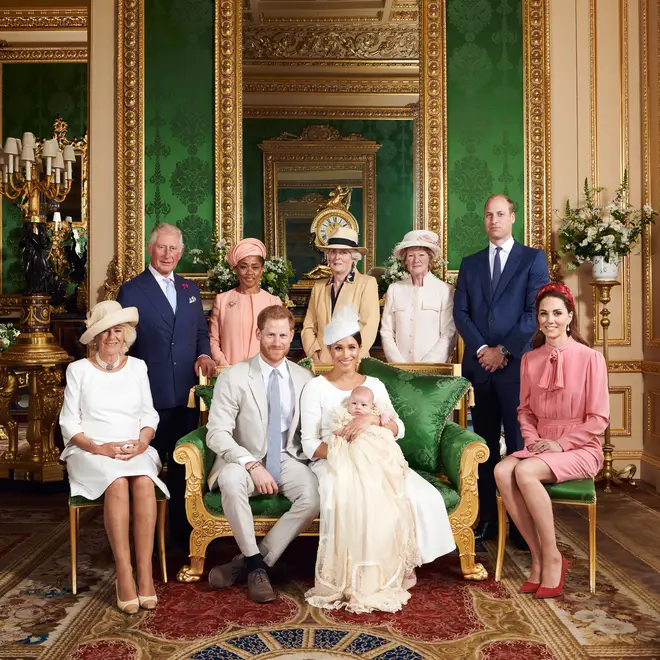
left=205, top=305, right=318, bottom=603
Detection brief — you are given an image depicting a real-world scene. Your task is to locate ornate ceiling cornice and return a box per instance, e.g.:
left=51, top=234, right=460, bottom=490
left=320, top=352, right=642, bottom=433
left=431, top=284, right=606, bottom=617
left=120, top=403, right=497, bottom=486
left=243, top=23, right=418, bottom=61
left=0, top=45, right=87, bottom=62
left=0, top=9, right=88, bottom=30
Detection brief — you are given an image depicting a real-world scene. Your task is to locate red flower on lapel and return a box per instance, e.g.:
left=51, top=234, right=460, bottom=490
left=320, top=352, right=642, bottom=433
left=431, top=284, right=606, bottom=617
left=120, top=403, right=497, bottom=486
left=181, top=283, right=189, bottom=289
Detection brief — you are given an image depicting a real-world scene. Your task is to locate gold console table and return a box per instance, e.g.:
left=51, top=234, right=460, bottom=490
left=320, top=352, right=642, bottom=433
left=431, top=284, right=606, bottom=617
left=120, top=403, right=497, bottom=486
left=0, top=295, right=72, bottom=482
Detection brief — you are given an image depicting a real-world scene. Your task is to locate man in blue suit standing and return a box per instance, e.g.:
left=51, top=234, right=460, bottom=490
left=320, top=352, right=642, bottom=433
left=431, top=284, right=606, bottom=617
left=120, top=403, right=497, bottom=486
left=118, top=222, right=216, bottom=546
left=454, top=194, right=549, bottom=548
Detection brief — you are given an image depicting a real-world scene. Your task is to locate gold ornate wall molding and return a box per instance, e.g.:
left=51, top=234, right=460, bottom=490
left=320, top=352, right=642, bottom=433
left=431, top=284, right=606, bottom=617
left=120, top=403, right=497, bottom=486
left=609, top=385, right=632, bottom=436
left=609, top=361, right=643, bottom=373
left=642, top=361, right=660, bottom=374
left=106, top=0, right=144, bottom=299
left=244, top=78, right=418, bottom=95
left=243, top=24, right=418, bottom=61
left=0, top=9, right=87, bottom=30
left=522, top=0, right=552, bottom=256
left=243, top=106, right=417, bottom=119
left=418, top=1, right=446, bottom=257
left=0, top=46, right=87, bottom=63
left=215, top=0, right=242, bottom=244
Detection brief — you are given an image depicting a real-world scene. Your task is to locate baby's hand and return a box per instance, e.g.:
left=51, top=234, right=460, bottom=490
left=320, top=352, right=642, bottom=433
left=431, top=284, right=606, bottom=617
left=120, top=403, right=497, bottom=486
left=379, top=412, right=392, bottom=426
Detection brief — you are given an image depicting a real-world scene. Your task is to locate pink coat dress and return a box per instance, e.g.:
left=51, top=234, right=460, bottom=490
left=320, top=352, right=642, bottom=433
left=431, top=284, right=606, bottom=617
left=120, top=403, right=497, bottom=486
left=209, top=288, right=282, bottom=366
left=511, top=338, right=609, bottom=482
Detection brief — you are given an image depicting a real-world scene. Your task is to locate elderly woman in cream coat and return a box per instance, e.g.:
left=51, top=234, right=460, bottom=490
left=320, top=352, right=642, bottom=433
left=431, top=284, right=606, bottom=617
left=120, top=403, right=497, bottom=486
left=380, top=230, right=457, bottom=363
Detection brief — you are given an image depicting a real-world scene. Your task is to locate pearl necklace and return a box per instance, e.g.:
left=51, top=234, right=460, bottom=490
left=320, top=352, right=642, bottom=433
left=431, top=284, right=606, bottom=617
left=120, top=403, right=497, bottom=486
left=95, top=353, right=122, bottom=371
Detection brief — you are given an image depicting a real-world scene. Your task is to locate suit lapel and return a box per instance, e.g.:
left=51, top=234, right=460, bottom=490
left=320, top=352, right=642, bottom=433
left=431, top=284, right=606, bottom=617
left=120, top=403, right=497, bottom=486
left=136, top=270, right=174, bottom=327
left=173, top=274, right=189, bottom=327
left=478, top=249, right=492, bottom=302
left=248, top=355, right=268, bottom=428
left=492, top=242, right=522, bottom=303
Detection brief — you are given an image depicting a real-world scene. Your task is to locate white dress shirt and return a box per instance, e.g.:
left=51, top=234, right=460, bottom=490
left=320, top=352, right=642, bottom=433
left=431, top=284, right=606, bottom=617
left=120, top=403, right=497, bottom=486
left=148, top=264, right=176, bottom=312
left=477, top=235, right=516, bottom=356
left=238, top=354, right=294, bottom=468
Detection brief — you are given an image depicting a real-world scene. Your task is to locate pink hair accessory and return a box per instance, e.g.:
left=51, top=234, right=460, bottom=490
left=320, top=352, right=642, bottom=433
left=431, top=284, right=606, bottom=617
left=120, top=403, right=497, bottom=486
left=535, top=282, right=575, bottom=310
left=227, top=238, right=267, bottom=269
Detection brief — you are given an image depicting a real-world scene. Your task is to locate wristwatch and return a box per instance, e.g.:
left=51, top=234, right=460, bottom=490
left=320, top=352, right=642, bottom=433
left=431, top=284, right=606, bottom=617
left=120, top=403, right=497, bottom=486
left=499, top=345, right=511, bottom=358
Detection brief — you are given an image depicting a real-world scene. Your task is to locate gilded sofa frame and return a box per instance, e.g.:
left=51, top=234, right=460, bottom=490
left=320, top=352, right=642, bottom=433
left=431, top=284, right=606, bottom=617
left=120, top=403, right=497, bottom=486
left=174, top=362, right=489, bottom=584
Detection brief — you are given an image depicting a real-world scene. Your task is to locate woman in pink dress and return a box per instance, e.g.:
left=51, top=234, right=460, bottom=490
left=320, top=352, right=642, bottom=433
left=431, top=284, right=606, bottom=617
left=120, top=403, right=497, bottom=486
left=209, top=238, right=282, bottom=365
left=494, top=282, right=609, bottom=599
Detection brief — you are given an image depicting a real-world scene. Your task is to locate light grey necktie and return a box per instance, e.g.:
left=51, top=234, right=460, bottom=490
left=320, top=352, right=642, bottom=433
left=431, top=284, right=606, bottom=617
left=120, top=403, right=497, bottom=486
left=491, top=246, right=502, bottom=293
left=265, top=369, right=282, bottom=484
left=165, top=278, right=177, bottom=313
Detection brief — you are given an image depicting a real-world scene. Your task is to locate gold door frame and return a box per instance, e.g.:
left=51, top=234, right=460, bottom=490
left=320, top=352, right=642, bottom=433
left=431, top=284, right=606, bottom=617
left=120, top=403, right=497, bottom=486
left=110, top=0, right=551, bottom=291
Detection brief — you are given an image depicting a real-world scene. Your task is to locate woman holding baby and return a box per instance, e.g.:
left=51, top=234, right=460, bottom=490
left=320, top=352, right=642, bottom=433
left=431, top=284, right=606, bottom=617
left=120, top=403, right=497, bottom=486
left=300, top=307, right=455, bottom=614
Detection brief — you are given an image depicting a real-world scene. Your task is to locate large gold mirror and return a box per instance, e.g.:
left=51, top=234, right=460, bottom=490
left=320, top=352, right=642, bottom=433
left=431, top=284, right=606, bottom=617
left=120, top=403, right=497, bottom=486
left=260, top=125, right=380, bottom=276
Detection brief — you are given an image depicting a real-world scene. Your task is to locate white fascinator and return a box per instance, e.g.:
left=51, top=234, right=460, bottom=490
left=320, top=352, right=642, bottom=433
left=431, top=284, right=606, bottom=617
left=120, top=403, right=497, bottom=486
left=324, top=305, right=360, bottom=346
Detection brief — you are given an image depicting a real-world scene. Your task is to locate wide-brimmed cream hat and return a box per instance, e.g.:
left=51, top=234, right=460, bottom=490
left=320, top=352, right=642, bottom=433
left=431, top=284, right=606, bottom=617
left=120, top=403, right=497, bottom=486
left=319, top=227, right=367, bottom=255
left=393, top=230, right=441, bottom=260
left=80, top=301, right=139, bottom=345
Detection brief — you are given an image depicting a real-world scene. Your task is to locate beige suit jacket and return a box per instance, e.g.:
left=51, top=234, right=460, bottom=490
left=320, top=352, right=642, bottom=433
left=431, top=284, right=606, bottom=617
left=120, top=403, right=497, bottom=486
left=301, top=271, right=380, bottom=363
left=206, top=354, right=314, bottom=489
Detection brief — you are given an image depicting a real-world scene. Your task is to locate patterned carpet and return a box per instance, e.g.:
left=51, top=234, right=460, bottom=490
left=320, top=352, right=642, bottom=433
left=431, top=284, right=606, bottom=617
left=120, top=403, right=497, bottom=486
left=1, top=496, right=660, bottom=660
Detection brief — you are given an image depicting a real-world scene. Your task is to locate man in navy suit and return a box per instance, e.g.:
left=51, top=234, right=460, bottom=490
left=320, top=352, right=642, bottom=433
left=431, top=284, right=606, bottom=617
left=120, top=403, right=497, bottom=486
left=117, top=222, right=216, bottom=545
left=454, top=194, right=549, bottom=548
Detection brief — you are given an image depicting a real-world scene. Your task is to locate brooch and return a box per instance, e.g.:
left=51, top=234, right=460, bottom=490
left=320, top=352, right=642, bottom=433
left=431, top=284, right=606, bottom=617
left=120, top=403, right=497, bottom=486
left=228, top=300, right=237, bottom=308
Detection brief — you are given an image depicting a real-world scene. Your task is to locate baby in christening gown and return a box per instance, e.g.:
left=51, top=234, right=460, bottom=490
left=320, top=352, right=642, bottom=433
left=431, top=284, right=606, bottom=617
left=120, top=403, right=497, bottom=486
left=305, top=386, right=420, bottom=614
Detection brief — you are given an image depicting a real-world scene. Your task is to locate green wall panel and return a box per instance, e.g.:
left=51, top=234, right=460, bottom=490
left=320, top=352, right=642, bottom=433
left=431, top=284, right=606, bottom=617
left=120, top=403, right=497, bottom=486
left=243, top=118, right=414, bottom=267
left=446, top=0, right=524, bottom=270
left=1, top=62, right=87, bottom=293
left=144, top=0, right=214, bottom=274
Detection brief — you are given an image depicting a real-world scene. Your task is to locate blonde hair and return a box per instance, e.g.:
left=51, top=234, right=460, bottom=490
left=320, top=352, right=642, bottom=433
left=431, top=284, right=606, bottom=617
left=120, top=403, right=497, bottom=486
left=401, top=246, right=441, bottom=271
left=88, top=323, right=136, bottom=355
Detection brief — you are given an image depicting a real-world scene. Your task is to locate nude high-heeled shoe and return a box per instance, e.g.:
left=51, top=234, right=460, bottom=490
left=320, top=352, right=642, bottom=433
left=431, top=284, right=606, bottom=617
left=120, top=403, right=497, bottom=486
left=116, top=580, right=139, bottom=615
left=138, top=592, right=158, bottom=610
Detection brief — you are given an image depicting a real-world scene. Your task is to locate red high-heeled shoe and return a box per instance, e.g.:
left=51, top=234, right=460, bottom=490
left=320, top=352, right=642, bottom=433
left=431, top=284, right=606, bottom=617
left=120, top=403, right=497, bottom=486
left=520, top=580, right=540, bottom=594
left=535, top=555, right=568, bottom=599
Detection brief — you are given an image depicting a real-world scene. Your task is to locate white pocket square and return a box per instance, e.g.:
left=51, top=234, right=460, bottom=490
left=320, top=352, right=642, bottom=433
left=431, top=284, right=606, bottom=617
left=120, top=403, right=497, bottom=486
left=189, top=296, right=197, bottom=303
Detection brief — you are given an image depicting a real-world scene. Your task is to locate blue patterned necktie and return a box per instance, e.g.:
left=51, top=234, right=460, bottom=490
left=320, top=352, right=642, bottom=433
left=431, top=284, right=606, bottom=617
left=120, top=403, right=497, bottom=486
left=165, top=278, right=177, bottom=313
left=491, top=246, right=502, bottom=293
left=265, top=369, right=282, bottom=483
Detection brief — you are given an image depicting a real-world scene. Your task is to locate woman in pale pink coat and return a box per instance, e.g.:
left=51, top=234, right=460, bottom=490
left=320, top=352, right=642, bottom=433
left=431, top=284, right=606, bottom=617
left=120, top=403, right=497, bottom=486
left=494, top=283, right=608, bottom=599
left=209, top=238, right=281, bottom=365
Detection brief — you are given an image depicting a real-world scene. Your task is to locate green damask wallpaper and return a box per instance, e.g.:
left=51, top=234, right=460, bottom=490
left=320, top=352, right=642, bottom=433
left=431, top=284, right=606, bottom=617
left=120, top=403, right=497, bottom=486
left=243, top=119, right=414, bottom=267
left=144, top=0, right=214, bottom=274
left=1, top=62, right=87, bottom=293
left=446, top=0, right=525, bottom=270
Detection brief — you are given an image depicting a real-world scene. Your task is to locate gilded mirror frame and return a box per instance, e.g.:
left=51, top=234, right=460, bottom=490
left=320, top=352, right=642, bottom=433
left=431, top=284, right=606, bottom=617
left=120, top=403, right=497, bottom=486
left=260, top=127, right=380, bottom=274
left=111, top=0, right=551, bottom=292
left=0, top=45, right=88, bottom=312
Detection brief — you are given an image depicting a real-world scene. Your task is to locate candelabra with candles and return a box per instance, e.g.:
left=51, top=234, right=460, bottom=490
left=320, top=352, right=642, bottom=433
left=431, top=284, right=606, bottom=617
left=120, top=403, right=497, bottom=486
left=0, top=129, right=76, bottom=482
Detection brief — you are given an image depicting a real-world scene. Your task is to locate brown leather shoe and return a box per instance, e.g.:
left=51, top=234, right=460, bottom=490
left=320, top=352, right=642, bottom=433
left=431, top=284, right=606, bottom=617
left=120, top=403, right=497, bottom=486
left=208, top=555, right=246, bottom=589
left=247, top=568, right=276, bottom=603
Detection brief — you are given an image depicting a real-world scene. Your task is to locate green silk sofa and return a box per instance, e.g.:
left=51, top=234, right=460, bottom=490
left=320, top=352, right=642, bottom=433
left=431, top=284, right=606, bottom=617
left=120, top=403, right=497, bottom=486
left=173, top=359, right=490, bottom=584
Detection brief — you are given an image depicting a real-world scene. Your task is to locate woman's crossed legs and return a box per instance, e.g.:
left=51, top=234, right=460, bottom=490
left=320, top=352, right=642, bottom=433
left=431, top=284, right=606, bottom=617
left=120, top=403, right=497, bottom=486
left=494, top=457, right=564, bottom=589
left=104, top=476, right=157, bottom=603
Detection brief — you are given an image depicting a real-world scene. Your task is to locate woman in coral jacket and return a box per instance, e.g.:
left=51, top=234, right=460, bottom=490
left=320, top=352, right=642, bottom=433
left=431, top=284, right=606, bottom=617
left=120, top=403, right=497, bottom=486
left=494, top=283, right=609, bottom=599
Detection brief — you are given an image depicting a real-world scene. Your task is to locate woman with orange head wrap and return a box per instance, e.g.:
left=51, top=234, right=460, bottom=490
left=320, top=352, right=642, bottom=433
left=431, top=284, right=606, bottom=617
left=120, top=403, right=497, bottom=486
left=209, top=238, right=282, bottom=365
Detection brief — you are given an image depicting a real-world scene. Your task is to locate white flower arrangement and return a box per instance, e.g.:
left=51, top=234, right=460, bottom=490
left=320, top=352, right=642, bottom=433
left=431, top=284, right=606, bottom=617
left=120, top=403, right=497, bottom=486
left=190, top=236, right=295, bottom=303
left=0, top=323, right=19, bottom=352
left=559, top=173, right=657, bottom=269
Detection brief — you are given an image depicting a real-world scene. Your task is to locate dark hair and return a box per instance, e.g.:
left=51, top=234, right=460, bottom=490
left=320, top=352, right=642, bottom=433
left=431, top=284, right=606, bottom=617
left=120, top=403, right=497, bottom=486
left=484, top=193, right=515, bottom=214
left=327, top=331, right=362, bottom=348
left=256, top=304, right=294, bottom=331
left=532, top=290, right=589, bottom=348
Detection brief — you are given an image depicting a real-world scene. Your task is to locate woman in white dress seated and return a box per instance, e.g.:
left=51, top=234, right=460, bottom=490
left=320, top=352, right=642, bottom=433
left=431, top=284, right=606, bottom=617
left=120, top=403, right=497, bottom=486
left=380, top=230, right=457, bottom=363
left=301, top=307, right=456, bottom=613
left=59, top=301, right=169, bottom=615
